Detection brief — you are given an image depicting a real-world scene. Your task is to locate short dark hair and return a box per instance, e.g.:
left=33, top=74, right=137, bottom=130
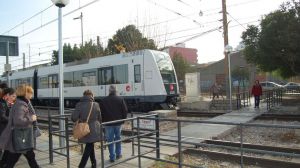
left=109, top=85, right=116, bottom=95
left=0, top=83, right=8, bottom=89
left=3, top=88, right=15, bottom=95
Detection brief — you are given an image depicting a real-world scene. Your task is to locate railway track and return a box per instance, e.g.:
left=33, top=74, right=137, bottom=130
left=185, top=148, right=300, bottom=168
left=177, top=111, right=225, bottom=117
left=256, top=113, right=300, bottom=121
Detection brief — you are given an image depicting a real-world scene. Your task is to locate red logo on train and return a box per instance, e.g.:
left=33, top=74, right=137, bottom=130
left=126, top=85, right=130, bottom=92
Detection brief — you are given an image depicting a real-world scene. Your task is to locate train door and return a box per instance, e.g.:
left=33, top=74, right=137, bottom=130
left=98, top=67, right=113, bottom=96
left=133, top=64, right=144, bottom=97
left=48, top=74, right=58, bottom=105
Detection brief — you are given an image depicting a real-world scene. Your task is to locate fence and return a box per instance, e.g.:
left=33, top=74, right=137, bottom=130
left=46, top=88, right=287, bottom=168
left=47, top=109, right=300, bottom=168
left=134, top=116, right=300, bottom=168
left=48, top=114, right=83, bottom=168
left=235, top=91, right=251, bottom=109
left=262, top=89, right=283, bottom=111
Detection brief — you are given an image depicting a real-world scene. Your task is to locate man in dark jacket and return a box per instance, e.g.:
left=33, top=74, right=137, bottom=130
left=100, top=85, right=128, bottom=162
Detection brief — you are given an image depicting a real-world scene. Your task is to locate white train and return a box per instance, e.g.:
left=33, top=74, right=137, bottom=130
left=3, top=50, right=179, bottom=111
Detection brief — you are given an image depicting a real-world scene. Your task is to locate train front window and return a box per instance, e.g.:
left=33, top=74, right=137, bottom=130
left=154, top=52, right=176, bottom=83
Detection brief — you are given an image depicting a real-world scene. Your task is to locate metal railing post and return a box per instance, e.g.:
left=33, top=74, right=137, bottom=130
left=137, top=117, right=142, bottom=168
left=155, top=115, right=160, bottom=159
left=178, top=120, right=182, bottom=168
left=65, top=117, right=70, bottom=168
left=49, top=115, right=53, bottom=164
left=240, top=123, right=244, bottom=168
left=131, top=113, right=135, bottom=156
left=100, top=123, right=105, bottom=168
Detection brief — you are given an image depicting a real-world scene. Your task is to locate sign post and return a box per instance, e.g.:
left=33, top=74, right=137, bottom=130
left=0, top=35, right=19, bottom=85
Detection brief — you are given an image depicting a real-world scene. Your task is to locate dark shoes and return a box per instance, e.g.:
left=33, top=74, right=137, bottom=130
left=116, top=155, right=122, bottom=160
left=109, top=155, right=122, bottom=163
left=91, top=162, right=97, bottom=168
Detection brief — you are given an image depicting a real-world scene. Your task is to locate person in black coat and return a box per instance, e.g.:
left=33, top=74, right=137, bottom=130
left=100, top=85, right=128, bottom=162
left=0, top=88, right=16, bottom=167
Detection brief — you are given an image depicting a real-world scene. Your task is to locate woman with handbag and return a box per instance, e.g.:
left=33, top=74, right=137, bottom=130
left=0, top=85, right=39, bottom=168
left=72, top=90, right=101, bottom=168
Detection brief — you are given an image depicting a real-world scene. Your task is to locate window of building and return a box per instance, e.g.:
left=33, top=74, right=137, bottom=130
left=134, top=65, right=141, bottom=83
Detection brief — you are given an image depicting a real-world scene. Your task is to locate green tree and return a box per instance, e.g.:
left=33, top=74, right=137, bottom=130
left=171, top=52, right=190, bottom=82
left=242, top=0, right=300, bottom=78
left=106, top=25, right=157, bottom=54
left=51, top=40, right=104, bottom=65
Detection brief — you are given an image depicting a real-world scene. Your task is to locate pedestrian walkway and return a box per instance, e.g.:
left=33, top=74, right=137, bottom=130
left=163, top=100, right=266, bottom=143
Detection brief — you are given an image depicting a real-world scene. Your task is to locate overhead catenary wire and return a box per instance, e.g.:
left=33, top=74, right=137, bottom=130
left=1, top=4, right=54, bottom=35
left=146, top=0, right=203, bottom=27
left=2, top=0, right=102, bottom=38
left=227, top=12, right=247, bottom=30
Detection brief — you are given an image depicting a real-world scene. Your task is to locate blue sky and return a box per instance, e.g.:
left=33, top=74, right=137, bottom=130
left=0, top=0, right=288, bottom=73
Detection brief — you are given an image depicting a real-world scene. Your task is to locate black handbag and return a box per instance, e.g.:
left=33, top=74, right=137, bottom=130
left=12, top=127, right=34, bottom=152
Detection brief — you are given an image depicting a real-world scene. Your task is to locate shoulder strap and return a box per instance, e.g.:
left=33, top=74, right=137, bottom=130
left=86, top=102, right=94, bottom=122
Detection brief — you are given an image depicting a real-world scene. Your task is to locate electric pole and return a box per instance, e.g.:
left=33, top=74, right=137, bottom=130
left=222, top=0, right=229, bottom=98
left=23, top=53, right=26, bottom=70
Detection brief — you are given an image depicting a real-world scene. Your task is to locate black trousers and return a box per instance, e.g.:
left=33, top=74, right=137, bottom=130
left=5, top=149, right=39, bottom=168
left=0, top=150, right=9, bottom=166
left=79, top=143, right=96, bottom=168
left=254, top=96, right=260, bottom=107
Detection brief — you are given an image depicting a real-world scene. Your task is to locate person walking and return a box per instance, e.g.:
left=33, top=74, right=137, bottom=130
left=0, top=88, right=16, bottom=167
left=100, top=85, right=128, bottom=163
left=0, top=85, right=39, bottom=168
left=251, top=80, right=263, bottom=108
left=210, top=82, right=220, bottom=100
left=72, top=90, right=101, bottom=168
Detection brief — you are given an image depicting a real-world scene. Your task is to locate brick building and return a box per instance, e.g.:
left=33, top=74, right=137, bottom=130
left=163, top=43, right=198, bottom=64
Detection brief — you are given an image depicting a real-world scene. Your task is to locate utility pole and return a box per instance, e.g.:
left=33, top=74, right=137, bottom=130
left=74, top=12, right=83, bottom=46
left=23, top=53, right=26, bottom=69
left=222, top=0, right=229, bottom=99
left=28, top=44, right=31, bottom=67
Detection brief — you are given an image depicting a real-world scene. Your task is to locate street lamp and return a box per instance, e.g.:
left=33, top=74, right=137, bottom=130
left=73, top=12, right=83, bottom=46
left=51, top=0, right=69, bottom=151
left=225, top=45, right=233, bottom=111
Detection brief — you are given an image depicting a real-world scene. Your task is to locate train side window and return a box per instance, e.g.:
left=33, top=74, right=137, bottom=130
left=99, top=67, right=113, bottom=85
left=64, top=72, right=74, bottom=87
left=113, top=64, right=128, bottom=84
left=134, top=65, right=141, bottom=83
left=82, top=71, right=96, bottom=86
left=39, top=76, right=48, bottom=89
left=48, top=75, right=58, bottom=88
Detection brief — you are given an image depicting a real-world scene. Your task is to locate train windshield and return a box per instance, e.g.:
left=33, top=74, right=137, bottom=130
left=154, top=52, right=176, bottom=83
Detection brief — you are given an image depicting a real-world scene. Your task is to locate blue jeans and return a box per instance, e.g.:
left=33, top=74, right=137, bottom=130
left=105, top=126, right=122, bottom=160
